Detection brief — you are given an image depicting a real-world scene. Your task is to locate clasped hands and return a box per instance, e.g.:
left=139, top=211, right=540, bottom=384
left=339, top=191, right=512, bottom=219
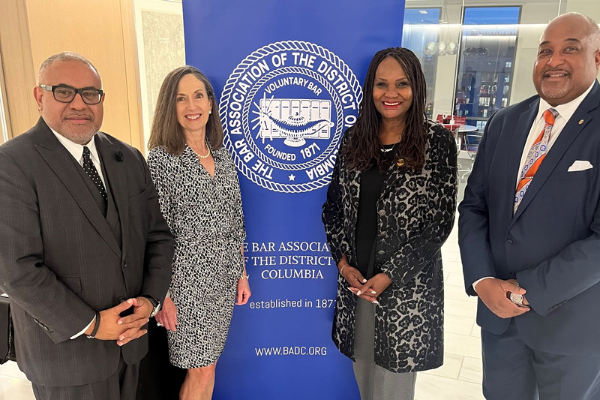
left=84, top=297, right=153, bottom=346
left=340, top=264, right=392, bottom=303
left=475, top=278, right=530, bottom=318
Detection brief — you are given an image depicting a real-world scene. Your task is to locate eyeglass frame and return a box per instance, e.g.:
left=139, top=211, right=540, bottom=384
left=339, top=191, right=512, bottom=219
left=39, top=84, right=105, bottom=105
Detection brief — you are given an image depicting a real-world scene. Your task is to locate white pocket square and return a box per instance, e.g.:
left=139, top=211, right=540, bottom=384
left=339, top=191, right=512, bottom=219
left=568, top=160, right=593, bottom=172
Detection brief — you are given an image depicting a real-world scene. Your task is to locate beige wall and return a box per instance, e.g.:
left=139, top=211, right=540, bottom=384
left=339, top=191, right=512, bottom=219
left=0, top=0, right=143, bottom=149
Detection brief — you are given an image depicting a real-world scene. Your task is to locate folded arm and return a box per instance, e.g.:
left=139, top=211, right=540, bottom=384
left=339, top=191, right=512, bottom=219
left=322, top=135, right=351, bottom=265
left=458, top=117, right=498, bottom=296
left=517, top=207, right=600, bottom=316
left=0, top=150, right=96, bottom=343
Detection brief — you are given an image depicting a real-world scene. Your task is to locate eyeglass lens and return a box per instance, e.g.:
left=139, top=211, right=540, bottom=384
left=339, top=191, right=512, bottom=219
left=54, top=86, right=102, bottom=105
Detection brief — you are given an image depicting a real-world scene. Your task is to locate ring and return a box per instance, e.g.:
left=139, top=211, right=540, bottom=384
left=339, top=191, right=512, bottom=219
left=156, top=322, right=163, bottom=327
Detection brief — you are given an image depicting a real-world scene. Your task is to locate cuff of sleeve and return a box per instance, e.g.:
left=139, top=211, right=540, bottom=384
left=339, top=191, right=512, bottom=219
left=70, top=316, right=95, bottom=339
left=472, top=277, right=494, bottom=293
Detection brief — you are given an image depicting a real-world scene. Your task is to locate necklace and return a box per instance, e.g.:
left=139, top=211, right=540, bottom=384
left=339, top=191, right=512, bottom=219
left=191, top=144, right=211, bottom=159
left=380, top=143, right=396, bottom=153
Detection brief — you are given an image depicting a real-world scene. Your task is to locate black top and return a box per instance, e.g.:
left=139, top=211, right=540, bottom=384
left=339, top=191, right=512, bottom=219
left=355, top=143, right=397, bottom=278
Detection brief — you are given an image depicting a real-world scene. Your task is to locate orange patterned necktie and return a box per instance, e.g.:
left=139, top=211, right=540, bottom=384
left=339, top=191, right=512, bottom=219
left=514, top=108, right=558, bottom=213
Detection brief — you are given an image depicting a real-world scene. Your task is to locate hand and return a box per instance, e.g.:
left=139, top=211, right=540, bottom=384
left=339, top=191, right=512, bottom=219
left=155, top=296, right=177, bottom=331
left=340, top=265, right=367, bottom=289
left=505, top=279, right=530, bottom=306
left=348, top=273, right=392, bottom=303
left=115, top=297, right=153, bottom=346
left=476, top=278, right=530, bottom=318
left=85, top=299, right=148, bottom=344
left=236, top=277, right=251, bottom=305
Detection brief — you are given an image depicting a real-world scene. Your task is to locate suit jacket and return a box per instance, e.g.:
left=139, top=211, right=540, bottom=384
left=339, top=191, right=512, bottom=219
left=322, top=122, right=457, bottom=372
left=0, top=118, right=174, bottom=386
left=459, top=81, right=600, bottom=355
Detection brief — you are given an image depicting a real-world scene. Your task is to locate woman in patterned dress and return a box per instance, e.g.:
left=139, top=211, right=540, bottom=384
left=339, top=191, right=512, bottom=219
left=146, top=66, right=251, bottom=400
left=322, top=48, right=457, bottom=400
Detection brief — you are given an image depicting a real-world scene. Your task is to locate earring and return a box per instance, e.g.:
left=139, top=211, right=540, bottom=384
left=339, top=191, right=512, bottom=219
left=209, top=110, right=212, bottom=114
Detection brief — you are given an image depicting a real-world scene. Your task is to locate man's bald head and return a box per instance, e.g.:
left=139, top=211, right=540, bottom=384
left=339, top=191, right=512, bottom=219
left=533, top=13, right=600, bottom=106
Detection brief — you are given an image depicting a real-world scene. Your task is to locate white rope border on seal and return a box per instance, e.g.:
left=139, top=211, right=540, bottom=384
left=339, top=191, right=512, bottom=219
left=241, top=66, right=343, bottom=171
left=220, top=40, right=363, bottom=193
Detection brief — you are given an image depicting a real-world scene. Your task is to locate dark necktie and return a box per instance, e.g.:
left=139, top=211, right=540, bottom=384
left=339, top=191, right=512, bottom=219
left=82, top=146, right=107, bottom=204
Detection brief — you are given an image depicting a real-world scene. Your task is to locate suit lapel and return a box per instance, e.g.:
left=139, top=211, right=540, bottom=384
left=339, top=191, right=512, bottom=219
left=513, top=82, right=600, bottom=222
left=96, top=133, right=129, bottom=261
left=33, top=119, right=121, bottom=257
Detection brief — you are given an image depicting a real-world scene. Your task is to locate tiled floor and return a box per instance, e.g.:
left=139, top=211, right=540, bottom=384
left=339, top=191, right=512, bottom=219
left=414, top=219, right=485, bottom=400
left=0, top=161, right=483, bottom=400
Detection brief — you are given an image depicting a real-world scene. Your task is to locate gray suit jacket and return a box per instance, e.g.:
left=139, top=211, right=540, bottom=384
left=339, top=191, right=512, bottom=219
left=0, top=118, right=174, bottom=386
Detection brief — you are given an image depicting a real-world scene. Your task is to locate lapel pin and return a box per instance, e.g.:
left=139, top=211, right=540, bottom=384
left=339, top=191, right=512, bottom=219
left=397, top=159, right=405, bottom=167
left=579, top=119, right=584, bottom=125
left=115, top=151, right=124, bottom=162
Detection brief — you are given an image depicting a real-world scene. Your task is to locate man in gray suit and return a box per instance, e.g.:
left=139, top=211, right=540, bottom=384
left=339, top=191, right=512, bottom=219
left=0, top=52, right=173, bottom=399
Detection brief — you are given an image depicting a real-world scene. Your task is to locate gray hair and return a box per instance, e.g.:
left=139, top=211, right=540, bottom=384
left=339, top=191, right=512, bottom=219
left=38, top=52, right=101, bottom=85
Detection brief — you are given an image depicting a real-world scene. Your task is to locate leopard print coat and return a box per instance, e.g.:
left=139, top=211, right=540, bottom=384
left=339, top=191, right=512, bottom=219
left=322, top=121, right=457, bottom=373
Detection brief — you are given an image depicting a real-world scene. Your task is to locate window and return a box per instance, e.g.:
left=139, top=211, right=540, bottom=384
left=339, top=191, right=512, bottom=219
left=455, top=6, right=521, bottom=126
left=403, top=8, right=441, bottom=118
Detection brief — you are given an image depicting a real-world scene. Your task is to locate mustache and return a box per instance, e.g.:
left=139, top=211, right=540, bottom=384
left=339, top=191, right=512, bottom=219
left=63, top=113, right=93, bottom=120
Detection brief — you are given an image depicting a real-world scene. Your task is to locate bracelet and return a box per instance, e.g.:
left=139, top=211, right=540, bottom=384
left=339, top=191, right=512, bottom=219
left=339, top=264, right=349, bottom=274
left=240, top=274, right=249, bottom=280
left=87, top=311, right=101, bottom=339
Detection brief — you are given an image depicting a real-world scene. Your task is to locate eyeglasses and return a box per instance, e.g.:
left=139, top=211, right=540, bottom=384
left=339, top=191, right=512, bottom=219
left=39, top=84, right=104, bottom=105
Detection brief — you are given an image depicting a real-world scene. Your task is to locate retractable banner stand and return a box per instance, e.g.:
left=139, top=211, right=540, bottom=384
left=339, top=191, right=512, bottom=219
left=182, top=2, right=405, bottom=398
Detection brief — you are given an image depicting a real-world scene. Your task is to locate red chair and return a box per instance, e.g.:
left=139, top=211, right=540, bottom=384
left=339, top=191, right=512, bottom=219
left=436, top=114, right=444, bottom=123
left=454, top=116, right=466, bottom=125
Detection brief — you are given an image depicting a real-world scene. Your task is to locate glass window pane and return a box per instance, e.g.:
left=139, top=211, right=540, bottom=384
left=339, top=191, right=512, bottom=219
left=455, top=6, right=521, bottom=128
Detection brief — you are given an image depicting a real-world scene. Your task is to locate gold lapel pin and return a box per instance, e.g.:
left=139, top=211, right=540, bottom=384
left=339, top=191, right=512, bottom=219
left=397, top=159, right=405, bottom=167
left=579, top=119, right=584, bottom=125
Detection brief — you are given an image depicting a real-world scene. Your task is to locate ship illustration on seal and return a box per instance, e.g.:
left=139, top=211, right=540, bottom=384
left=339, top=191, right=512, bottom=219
left=252, top=93, right=334, bottom=147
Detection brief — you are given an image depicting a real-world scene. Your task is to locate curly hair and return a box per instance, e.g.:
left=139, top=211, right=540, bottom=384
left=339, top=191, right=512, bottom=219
left=148, top=66, right=223, bottom=155
left=344, top=47, right=428, bottom=171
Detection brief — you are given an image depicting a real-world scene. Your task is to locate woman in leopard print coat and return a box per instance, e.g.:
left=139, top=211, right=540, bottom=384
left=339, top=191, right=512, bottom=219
left=322, top=48, right=457, bottom=400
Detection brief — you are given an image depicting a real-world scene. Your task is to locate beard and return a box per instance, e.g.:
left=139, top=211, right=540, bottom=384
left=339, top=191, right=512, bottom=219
left=539, top=79, right=571, bottom=100
left=58, top=126, right=99, bottom=145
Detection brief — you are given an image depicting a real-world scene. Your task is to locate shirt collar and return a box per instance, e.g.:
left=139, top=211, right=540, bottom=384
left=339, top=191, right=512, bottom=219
left=536, top=81, right=595, bottom=123
left=51, top=128, right=100, bottom=165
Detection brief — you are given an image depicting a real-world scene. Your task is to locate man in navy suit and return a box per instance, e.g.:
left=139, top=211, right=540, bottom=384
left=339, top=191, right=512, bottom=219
left=459, top=13, right=600, bottom=399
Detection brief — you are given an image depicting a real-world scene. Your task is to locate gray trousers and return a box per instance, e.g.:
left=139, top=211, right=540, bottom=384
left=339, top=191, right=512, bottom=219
left=353, top=298, right=417, bottom=400
left=32, top=356, right=139, bottom=400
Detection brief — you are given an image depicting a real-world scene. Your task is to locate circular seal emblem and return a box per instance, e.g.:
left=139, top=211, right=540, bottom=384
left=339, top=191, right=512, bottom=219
left=220, top=40, right=362, bottom=193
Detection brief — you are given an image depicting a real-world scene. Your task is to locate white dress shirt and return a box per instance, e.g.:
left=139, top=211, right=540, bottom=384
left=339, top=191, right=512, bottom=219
left=51, top=128, right=106, bottom=188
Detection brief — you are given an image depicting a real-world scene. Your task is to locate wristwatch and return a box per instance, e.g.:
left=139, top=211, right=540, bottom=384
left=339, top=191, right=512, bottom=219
left=141, top=295, right=161, bottom=317
left=507, top=291, right=529, bottom=308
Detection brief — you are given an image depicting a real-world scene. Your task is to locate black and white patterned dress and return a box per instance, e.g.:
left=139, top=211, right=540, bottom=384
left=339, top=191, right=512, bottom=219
left=147, top=145, right=246, bottom=369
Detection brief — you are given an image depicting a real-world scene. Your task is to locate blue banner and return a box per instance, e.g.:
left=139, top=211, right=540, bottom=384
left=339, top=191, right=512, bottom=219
left=182, top=2, right=405, bottom=398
